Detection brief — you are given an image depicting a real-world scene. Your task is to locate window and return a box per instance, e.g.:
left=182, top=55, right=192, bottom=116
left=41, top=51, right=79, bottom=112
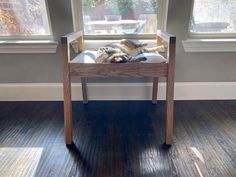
left=190, top=0, right=236, bottom=35
left=72, top=0, right=168, bottom=39
left=0, top=0, right=52, bottom=40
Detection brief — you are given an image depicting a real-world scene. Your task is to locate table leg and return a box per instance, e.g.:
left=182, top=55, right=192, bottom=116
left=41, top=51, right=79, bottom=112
left=152, top=77, right=159, bottom=104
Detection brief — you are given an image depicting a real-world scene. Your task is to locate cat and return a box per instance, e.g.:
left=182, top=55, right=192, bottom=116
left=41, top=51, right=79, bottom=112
left=95, top=39, right=165, bottom=63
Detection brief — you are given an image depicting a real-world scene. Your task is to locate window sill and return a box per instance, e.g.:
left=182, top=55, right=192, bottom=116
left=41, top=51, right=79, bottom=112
left=182, top=39, right=236, bottom=52
left=0, top=40, right=58, bottom=54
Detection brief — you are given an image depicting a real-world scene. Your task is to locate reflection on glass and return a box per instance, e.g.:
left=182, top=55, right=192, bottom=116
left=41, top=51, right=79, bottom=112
left=0, top=0, right=50, bottom=36
left=82, top=0, right=158, bottom=35
left=191, top=0, right=236, bottom=33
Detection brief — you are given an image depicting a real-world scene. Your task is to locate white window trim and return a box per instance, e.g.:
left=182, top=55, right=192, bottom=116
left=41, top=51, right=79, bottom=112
left=71, top=0, right=169, bottom=39
left=183, top=0, right=236, bottom=52
left=182, top=39, right=236, bottom=52
left=0, top=40, right=58, bottom=54
left=0, top=0, right=58, bottom=53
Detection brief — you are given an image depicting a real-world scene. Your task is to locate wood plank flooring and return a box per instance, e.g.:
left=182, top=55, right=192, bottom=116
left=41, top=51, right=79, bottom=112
left=0, top=101, right=236, bottom=177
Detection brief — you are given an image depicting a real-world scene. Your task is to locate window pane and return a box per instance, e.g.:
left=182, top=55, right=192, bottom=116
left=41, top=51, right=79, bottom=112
left=82, top=0, right=158, bottom=35
left=191, top=0, right=236, bottom=33
left=0, top=0, right=50, bottom=36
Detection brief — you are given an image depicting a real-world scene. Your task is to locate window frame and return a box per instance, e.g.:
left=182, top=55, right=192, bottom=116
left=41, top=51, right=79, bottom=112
left=183, top=0, right=236, bottom=52
left=188, top=0, right=236, bottom=39
left=71, top=0, right=169, bottom=40
left=0, top=0, right=53, bottom=41
left=0, top=0, right=58, bottom=54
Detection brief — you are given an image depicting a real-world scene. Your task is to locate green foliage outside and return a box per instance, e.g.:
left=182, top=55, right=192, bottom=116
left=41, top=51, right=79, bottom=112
left=82, top=0, right=157, bottom=15
left=82, top=0, right=96, bottom=12
left=139, top=0, right=158, bottom=14
left=105, top=0, right=135, bottom=15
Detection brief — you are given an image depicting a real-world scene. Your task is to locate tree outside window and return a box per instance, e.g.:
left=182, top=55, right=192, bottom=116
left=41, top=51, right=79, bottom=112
left=0, top=0, right=50, bottom=36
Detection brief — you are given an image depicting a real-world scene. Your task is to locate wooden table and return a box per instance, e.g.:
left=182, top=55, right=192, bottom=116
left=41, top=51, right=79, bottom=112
left=84, top=20, right=144, bottom=33
left=61, top=30, right=176, bottom=146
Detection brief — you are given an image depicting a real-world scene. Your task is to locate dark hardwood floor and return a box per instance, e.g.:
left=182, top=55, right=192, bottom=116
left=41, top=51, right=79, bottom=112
left=0, top=101, right=236, bottom=177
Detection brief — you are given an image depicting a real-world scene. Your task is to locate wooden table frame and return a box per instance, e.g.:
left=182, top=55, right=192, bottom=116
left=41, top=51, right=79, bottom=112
left=61, top=30, right=176, bottom=145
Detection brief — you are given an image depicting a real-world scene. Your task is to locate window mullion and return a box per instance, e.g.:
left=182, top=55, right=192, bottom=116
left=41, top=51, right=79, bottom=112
left=71, top=0, right=83, bottom=31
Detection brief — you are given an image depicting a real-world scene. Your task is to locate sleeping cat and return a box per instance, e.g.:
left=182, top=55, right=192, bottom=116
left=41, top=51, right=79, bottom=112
left=95, top=39, right=165, bottom=63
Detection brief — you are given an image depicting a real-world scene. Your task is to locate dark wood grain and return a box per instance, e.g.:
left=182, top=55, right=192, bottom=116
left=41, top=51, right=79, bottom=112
left=165, top=36, right=176, bottom=145
left=81, top=77, right=88, bottom=104
left=0, top=101, right=236, bottom=177
left=69, top=63, right=168, bottom=77
left=61, top=37, right=73, bottom=144
left=152, top=77, right=159, bottom=104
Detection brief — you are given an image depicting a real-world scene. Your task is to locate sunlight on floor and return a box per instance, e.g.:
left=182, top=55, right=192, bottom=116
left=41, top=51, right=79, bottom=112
left=0, top=147, right=43, bottom=177
left=190, top=147, right=205, bottom=163
left=194, top=162, right=204, bottom=177
left=139, top=147, right=162, bottom=175
left=190, top=147, right=205, bottom=177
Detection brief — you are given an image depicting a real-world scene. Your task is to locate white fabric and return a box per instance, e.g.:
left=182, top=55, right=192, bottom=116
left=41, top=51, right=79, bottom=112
left=71, top=50, right=97, bottom=63
left=136, top=53, right=167, bottom=63
left=71, top=50, right=166, bottom=64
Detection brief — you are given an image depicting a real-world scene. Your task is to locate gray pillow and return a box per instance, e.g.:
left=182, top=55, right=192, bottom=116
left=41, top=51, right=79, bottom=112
left=133, top=53, right=167, bottom=63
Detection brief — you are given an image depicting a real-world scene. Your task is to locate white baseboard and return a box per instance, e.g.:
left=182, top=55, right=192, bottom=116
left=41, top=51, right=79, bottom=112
left=0, top=82, right=236, bottom=101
